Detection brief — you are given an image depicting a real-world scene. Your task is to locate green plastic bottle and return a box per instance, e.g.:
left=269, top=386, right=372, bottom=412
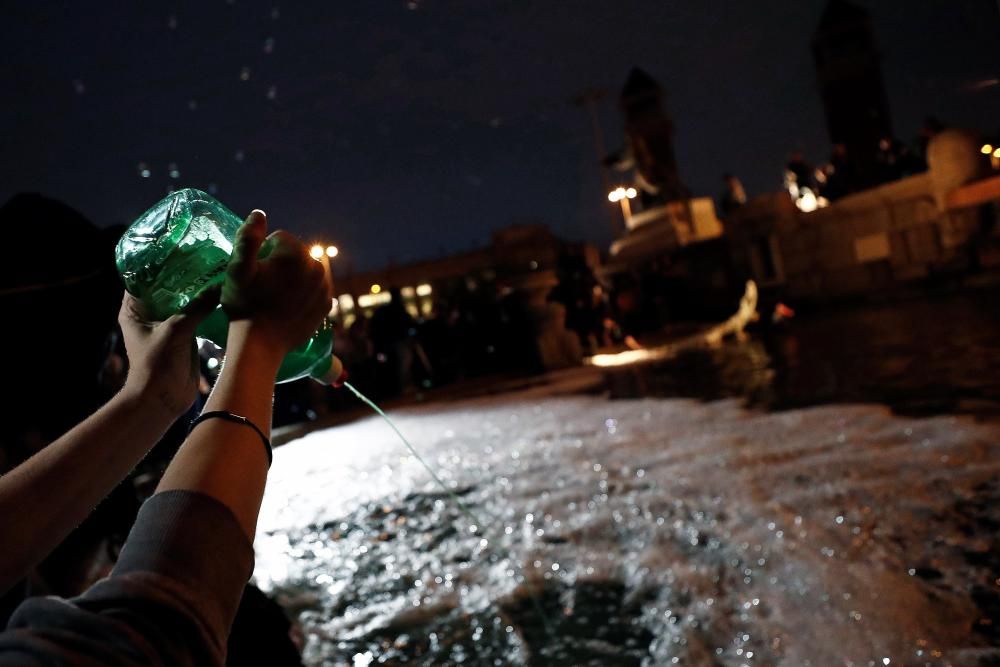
left=116, top=188, right=344, bottom=385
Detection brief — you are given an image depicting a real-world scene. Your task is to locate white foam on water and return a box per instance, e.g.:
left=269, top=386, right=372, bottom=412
left=256, top=394, right=1000, bottom=665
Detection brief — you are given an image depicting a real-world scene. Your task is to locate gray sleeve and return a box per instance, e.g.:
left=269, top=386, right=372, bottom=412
left=0, top=490, right=255, bottom=666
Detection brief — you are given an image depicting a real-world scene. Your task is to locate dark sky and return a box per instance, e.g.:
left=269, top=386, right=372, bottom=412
left=2, top=1, right=997, bottom=270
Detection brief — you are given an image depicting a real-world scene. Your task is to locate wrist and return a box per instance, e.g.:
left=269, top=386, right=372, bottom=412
left=119, top=378, right=190, bottom=425
left=225, top=322, right=286, bottom=375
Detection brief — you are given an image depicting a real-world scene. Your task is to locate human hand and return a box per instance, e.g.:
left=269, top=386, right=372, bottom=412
left=119, top=286, right=220, bottom=418
left=221, top=210, right=331, bottom=357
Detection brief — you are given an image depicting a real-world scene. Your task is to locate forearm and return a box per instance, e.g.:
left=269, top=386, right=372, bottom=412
left=0, top=386, right=177, bottom=593
left=155, top=324, right=282, bottom=540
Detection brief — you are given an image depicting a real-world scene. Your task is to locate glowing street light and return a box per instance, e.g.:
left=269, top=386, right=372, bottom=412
left=370, top=283, right=382, bottom=294
left=982, top=144, right=994, bottom=155
left=607, top=186, right=638, bottom=223
left=310, top=242, right=338, bottom=292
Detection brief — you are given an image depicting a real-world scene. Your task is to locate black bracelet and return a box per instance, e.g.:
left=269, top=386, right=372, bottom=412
left=189, top=410, right=273, bottom=467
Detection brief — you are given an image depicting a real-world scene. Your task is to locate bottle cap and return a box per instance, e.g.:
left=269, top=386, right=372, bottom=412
left=315, top=354, right=348, bottom=387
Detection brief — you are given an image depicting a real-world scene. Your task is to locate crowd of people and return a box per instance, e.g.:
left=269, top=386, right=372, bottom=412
left=293, top=257, right=674, bottom=416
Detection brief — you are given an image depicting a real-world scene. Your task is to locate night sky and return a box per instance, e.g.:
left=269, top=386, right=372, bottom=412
left=2, top=1, right=997, bottom=270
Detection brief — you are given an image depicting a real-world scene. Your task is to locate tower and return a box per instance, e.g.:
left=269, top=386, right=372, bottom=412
left=812, top=0, right=893, bottom=187
left=620, top=67, right=689, bottom=203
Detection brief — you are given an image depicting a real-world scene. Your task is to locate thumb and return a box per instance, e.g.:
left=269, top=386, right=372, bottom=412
left=168, top=285, right=222, bottom=336
left=228, top=210, right=268, bottom=285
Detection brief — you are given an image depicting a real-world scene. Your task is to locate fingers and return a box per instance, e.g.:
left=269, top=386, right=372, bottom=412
left=264, top=228, right=329, bottom=298
left=182, top=284, right=223, bottom=317
left=225, top=210, right=331, bottom=338
left=228, top=210, right=268, bottom=285
left=291, top=252, right=330, bottom=326
left=261, top=229, right=305, bottom=261
left=168, top=285, right=222, bottom=336
left=118, top=291, right=149, bottom=324
left=296, top=258, right=329, bottom=318
left=118, top=291, right=152, bottom=345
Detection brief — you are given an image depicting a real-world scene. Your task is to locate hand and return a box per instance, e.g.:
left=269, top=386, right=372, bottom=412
left=221, top=210, right=331, bottom=356
left=119, top=287, right=220, bottom=418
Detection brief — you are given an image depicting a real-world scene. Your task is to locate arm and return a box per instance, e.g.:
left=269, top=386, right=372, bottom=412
left=155, top=210, right=331, bottom=539
left=151, top=327, right=280, bottom=537
left=0, top=288, right=219, bottom=594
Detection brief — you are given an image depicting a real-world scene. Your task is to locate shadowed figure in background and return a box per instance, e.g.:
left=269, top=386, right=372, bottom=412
left=369, top=287, right=418, bottom=398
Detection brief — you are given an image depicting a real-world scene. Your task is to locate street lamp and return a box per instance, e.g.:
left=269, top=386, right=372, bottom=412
left=310, top=243, right=338, bottom=293
left=608, top=186, right=637, bottom=226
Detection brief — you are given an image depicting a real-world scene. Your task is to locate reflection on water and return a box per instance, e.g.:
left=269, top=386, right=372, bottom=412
left=607, top=288, right=1000, bottom=419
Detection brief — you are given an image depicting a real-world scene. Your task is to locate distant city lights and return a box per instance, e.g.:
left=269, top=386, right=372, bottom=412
left=794, top=187, right=829, bottom=213
left=607, top=186, right=637, bottom=202
left=357, top=292, right=391, bottom=308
